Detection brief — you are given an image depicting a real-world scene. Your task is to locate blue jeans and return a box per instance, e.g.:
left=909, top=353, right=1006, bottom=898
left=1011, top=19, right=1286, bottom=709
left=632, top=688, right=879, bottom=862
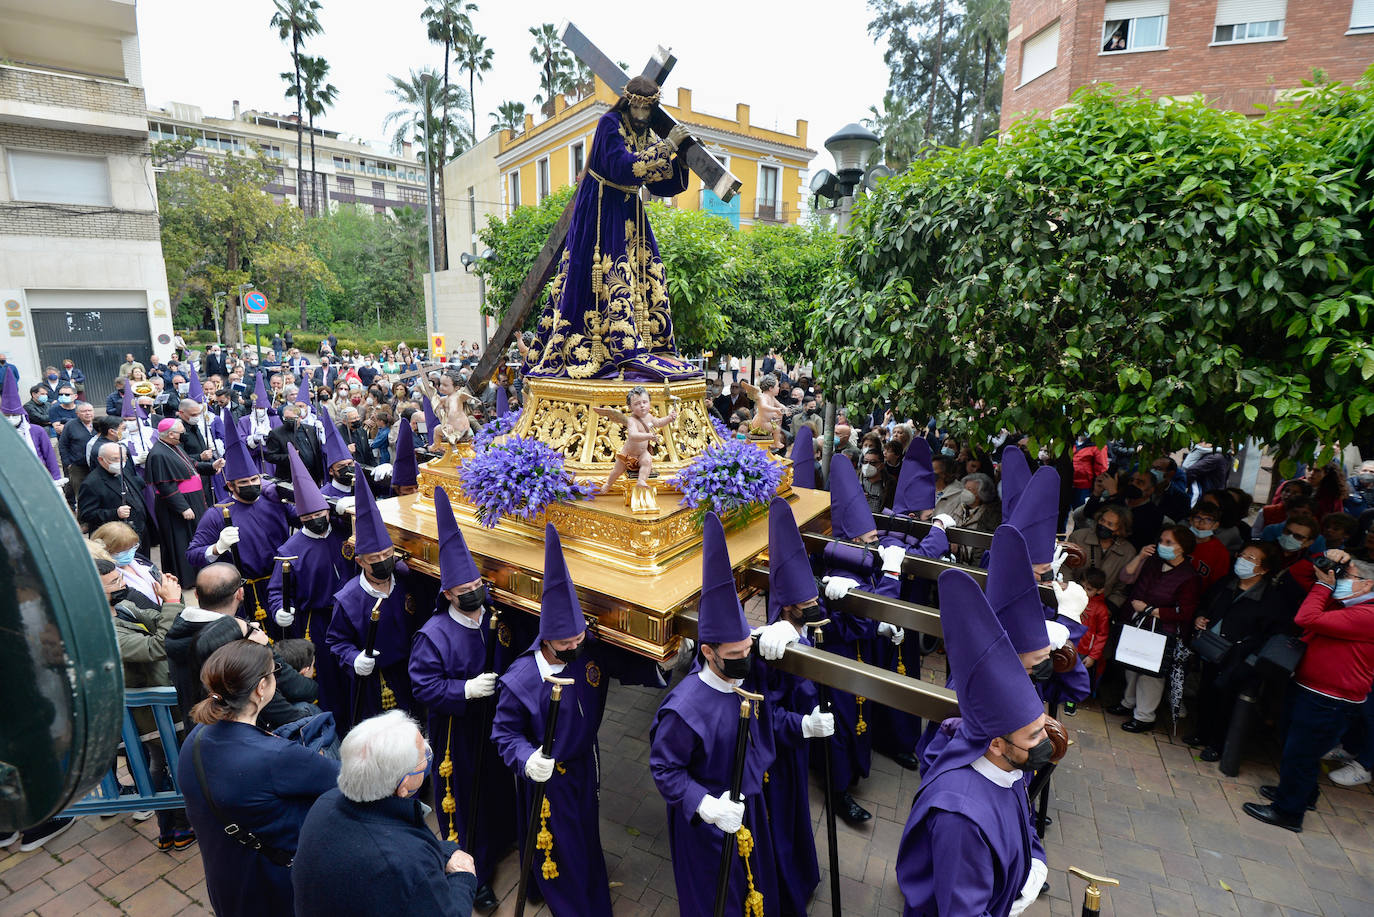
left=1274, top=687, right=1362, bottom=820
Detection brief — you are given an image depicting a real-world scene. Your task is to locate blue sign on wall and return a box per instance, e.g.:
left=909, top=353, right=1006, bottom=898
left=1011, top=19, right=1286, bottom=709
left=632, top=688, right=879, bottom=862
left=700, top=189, right=740, bottom=229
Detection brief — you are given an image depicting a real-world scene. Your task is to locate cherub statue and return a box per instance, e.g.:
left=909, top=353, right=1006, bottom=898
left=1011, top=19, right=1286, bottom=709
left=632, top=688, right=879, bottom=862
left=416, top=368, right=477, bottom=445
left=593, top=385, right=678, bottom=493
left=741, top=374, right=785, bottom=448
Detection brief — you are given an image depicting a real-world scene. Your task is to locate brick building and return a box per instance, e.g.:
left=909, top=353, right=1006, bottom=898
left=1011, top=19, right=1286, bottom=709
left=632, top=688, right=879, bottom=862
left=1002, top=0, right=1374, bottom=128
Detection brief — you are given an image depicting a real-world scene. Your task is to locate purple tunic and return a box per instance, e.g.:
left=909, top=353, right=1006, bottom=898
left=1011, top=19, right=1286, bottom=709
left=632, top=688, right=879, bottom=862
left=187, top=485, right=292, bottom=629
left=267, top=529, right=350, bottom=717
left=815, top=562, right=879, bottom=793
left=650, top=668, right=781, bottom=917
left=1041, top=611, right=1091, bottom=707
left=26, top=424, right=61, bottom=479
left=326, top=565, right=416, bottom=734
left=408, top=607, right=518, bottom=885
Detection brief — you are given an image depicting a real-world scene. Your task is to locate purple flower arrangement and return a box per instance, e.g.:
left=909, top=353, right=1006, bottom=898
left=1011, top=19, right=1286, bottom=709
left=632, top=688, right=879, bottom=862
left=457, top=434, right=595, bottom=528
left=710, top=413, right=734, bottom=441
left=472, top=409, right=523, bottom=452
left=668, top=437, right=785, bottom=519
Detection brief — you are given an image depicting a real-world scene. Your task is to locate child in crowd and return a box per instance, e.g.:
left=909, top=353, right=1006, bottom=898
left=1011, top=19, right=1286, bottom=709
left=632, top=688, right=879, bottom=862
left=275, top=638, right=316, bottom=680
left=1071, top=567, right=1112, bottom=711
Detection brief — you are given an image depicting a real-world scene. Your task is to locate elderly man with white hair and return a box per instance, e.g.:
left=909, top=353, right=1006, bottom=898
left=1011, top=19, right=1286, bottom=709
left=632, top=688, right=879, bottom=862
left=293, top=711, right=478, bottom=917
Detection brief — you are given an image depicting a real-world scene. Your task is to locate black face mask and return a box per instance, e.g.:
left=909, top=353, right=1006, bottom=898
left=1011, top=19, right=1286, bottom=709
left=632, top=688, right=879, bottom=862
left=108, top=586, right=129, bottom=607
left=282, top=419, right=298, bottom=431
left=333, top=469, right=355, bottom=487
left=456, top=585, right=486, bottom=612
left=800, top=603, right=826, bottom=624
left=554, top=642, right=584, bottom=665
left=369, top=557, right=397, bottom=580
left=303, top=515, right=331, bottom=535
left=235, top=484, right=261, bottom=502
left=1003, top=736, right=1055, bottom=772
left=1122, top=485, right=1143, bottom=502
left=1030, top=657, right=1055, bottom=682
left=1095, top=524, right=1115, bottom=541
left=716, top=651, right=752, bottom=680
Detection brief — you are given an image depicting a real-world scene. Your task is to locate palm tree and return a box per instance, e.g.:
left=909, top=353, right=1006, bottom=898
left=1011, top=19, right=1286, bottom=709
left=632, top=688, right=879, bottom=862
left=490, top=100, right=526, bottom=135
left=384, top=69, right=469, bottom=274
left=455, top=33, right=494, bottom=146
left=528, top=23, right=572, bottom=117
left=270, top=0, right=323, bottom=214
left=421, top=0, right=476, bottom=271
left=963, top=0, right=1010, bottom=145
left=301, top=55, right=338, bottom=217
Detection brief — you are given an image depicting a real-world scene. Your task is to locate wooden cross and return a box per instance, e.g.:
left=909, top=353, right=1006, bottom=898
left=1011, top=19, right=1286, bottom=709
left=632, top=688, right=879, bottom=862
left=467, top=23, right=741, bottom=392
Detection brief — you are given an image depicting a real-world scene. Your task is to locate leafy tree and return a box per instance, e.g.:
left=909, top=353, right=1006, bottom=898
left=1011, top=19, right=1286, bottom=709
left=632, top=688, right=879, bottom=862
left=270, top=0, right=324, bottom=212
left=473, top=186, right=575, bottom=324
left=644, top=204, right=732, bottom=355
left=529, top=23, right=573, bottom=117
left=455, top=32, right=495, bottom=146
left=306, top=207, right=425, bottom=332
left=812, top=79, right=1374, bottom=470
left=490, top=100, right=526, bottom=135
left=253, top=207, right=340, bottom=329
left=723, top=223, right=839, bottom=360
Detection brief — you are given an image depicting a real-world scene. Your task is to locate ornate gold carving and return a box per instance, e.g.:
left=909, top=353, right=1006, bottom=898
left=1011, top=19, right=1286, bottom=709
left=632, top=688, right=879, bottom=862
left=626, top=482, right=658, bottom=515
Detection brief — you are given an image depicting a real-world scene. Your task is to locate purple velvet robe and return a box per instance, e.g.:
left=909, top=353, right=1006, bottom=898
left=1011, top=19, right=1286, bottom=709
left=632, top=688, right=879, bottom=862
left=326, top=564, right=416, bottom=734
left=815, top=559, right=879, bottom=793
left=25, top=423, right=61, bottom=479
left=187, top=484, right=292, bottom=630
left=490, top=638, right=665, bottom=916
left=267, top=529, right=350, bottom=717
left=650, top=666, right=781, bottom=917
left=522, top=109, right=696, bottom=383
left=408, top=606, right=518, bottom=885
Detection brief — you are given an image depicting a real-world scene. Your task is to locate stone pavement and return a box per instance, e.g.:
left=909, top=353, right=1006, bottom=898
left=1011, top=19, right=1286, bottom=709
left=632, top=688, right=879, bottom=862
left=4, top=629, right=1373, bottom=916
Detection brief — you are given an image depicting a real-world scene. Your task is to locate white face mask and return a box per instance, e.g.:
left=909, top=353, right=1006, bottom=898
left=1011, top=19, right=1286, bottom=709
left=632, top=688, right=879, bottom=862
left=860, top=462, right=878, bottom=479
left=959, top=489, right=977, bottom=506
left=6, top=414, right=22, bottom=427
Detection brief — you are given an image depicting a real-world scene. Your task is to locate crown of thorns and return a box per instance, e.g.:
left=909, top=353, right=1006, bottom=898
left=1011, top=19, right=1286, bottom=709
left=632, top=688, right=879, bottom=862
left=624, top=90, right=660, bottom=106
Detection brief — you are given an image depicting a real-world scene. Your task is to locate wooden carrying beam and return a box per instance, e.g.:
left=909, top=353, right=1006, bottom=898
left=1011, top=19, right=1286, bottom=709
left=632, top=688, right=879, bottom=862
left=874, top=513, right=994, bottom=552
left=741, top=566, right=943, bottom=638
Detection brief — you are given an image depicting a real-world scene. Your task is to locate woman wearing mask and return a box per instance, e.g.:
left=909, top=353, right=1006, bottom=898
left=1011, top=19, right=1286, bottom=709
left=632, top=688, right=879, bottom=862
left=860, top=446, right=885, bottom=512
left=1110, top=525, right=1200, bottom=733
left=91, top=521, right=164, bottom=610
left=179, top=640, right=339, bottom=917
left=1066, top=505, right=1138, bottom=614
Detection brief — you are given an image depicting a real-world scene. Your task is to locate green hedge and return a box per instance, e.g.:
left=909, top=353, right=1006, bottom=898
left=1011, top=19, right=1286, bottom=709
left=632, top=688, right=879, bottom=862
left=181, top=329, right=429, bottom=353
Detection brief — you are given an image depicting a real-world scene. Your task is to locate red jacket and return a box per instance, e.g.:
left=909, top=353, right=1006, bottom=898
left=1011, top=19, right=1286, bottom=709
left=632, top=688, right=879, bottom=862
left=1072, top=446, right=1109, bottom=490
left=1075, top=595, right=1112, bottom=663
left=1294, top=585, right=1374, bottom=702
left=1190, top=538, right=1231, bottom=592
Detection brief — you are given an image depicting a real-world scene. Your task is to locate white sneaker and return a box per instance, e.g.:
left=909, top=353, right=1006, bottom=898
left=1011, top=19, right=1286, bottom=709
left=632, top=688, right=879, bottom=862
left=0, top=831, right=17, bottom=848
left=132, top=810, right=155, bottom=822
left=1329, top=762, right=1372, bottom=787
left=1323, top=745, right=1355, bottom=764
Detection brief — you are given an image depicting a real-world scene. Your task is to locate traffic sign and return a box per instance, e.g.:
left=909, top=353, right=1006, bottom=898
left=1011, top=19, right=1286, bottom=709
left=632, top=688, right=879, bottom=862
left=431, top=332, right=446, bottom=355
left=245, top=314, right=269, bottom=325
left=243, top=290, right=268, bottom=313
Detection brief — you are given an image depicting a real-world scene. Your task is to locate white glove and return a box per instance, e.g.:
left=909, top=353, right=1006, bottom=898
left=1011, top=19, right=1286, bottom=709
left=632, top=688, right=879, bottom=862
left=213, top=526, right=240, bottom=555
left=879, top=544, right=907, bottom=574
left=464, top=672, right=498, bottom=700
left=133, top=451, right=147, bottom=465
left=524, top=751, right=555, bottom=783
left=213, top=438, right=225, bottom=455
left=275, top=607, right=295, bottom=628
left=754, top=620, right=800, bottom=660
left=801, top=705, right=835, bottom=738
left=695, top=791, right=744, bottom=833
left=878, top=621, right=906, bottom=645
left=54, top=476, right=68, bottom=490
left=1008, top=858, right=1048, bottom=916
left=353, top=652, right=376, bottom=677
left=932, top=513, right=957, bottom=529
left=1045, top=619, right=1071, bottom=650
left=247, top=433, right=264, bottom=448
left=370, top=463, right=393, bottom=481
left=1049, top=544, right=1068, bottom=582
left=1053, top=580, right=1089, bottom=624
left=334, top=496, right=356, bottom=514
left=823, top=576, right=860, bottom=602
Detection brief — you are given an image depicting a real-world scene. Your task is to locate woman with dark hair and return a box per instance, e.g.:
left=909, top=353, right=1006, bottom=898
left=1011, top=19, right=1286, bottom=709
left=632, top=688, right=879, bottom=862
left=178, top=640, right=339, bottom=917
left=193, top=616, right=318, bottom=731
left=1185, top=540, right=1288, bottom=761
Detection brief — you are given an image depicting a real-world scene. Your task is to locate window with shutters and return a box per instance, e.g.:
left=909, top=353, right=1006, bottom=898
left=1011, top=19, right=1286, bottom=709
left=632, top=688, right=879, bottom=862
left=1019, top=21, right=1060, bottom=86
left=1102, top=1, right=1168, bottom=52
left=537, top=157, right=551, bottom=202
left=8, top=151, right=112, bottom=206
left=1352, top=0, right=1374, bottom=31
left=570, top=140, right=586, bottom=178
left=1213, top=0, right=1286, bottom=43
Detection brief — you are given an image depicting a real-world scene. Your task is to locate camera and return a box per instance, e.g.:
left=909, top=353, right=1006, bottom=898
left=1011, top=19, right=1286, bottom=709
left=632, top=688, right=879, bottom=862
left=1312, top=555, right=1348, bottom=578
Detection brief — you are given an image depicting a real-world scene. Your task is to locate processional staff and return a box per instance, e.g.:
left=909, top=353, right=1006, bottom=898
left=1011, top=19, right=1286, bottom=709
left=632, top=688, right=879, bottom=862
left=514, top=674, right=575, bottom=917
left=350, top=595, right=384, bottom=726
left=713, top=684, right=765, bottom=917
left=808, top=618, right=842, bottom=917
left=463, top=599, right=503, bottom=849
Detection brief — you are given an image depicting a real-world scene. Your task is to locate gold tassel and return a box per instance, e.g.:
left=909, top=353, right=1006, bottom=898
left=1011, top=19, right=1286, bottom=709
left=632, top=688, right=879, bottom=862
left=441, top=721, right=457, bottom=841
left=855, top=649, right=868, bottom=735
left=737, top=825, right=765, bottom=917
left=897, top=641, right=907, bottom=677
left=537, top=797, right=558, bottom=879
left=379, top=672, right=396, bottom=710
left=303, top=609, right=311, bottom=643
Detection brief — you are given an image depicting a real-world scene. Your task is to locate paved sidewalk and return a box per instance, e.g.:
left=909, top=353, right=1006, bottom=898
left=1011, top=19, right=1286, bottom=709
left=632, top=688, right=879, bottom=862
left=4, top=638, right=1372, bottom=915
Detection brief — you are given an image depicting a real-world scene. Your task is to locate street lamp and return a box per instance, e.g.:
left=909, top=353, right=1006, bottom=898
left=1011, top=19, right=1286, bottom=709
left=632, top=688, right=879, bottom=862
left=212, top=292, right=227, bottom=342
left=422, top=106, right=439, bottom=339
left=459, top=248, right=497, bottom=350
left=235, top=282, right=254, bottom=351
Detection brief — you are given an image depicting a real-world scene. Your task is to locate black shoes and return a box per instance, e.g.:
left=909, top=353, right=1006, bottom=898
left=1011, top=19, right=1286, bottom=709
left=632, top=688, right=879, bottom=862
left=838, top=792, right=872, bottom=825
left=1182, top=733, right=1204, bottom=747
left=1242, top=802, right=1303, bottom=833
left=1260, top=784, right=1316, bottom=811
left=1105, top=703, right=1132, bottom=716
left=18, top=817, right=75, bottom=852
left=1199, top=747, right=1222, bottom=762
left=472, top=884, right=498, bottom=912
left=1120, top=718, right=1154, bottom=733
left=891, top=752, right=919, bottom=771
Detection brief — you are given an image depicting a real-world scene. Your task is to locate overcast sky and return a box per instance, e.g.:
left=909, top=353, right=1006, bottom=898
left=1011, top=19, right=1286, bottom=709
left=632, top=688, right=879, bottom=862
left=135, top=0, right=892, bottom=166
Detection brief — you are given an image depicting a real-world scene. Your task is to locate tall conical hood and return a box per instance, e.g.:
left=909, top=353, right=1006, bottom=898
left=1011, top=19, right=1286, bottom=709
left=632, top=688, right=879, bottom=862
left=390, top=419, right=418, bottom=489
left=1001, top=446, right=1031, bottom=521
left=767, top=497, right=817, bottom=623
left=495, top=384, right=509, bottom=418
left=985, top=524, right=1050, bottom=654
left=790, top=425, right=815, bottom=489
left=187, top=364, right=204, bottom=402
left=0, top=370, right=21, bottom=415
left=322, top=413, right=352, bottom=469
left=220, top=405, right=258, bottom=481
left=538, top=524, right=586, bottom=642
left=351, top=460, right=393, bottom=556
left=288, top=443, right=327, bottom=515
left=423, top=396, right=440, bottom=447
left=1008, top=465, right=1060, bottom=564
left=936, top=568, right=1045, bottom=742
left=892, top=438, right=935, bottom=516
left=253, top=373, right=271, bottom=411
left=698, top=512, right=749, bottom=643
left=434, top=486, right=480, bottom=591
left=828, top=454, right=874, bottom=541
left=121, top=385, right=138, bottom=418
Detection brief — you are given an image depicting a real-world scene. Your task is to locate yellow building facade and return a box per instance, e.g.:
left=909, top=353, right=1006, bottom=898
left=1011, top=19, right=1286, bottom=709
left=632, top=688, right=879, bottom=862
left=494, top=79, right=815, bottom=229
